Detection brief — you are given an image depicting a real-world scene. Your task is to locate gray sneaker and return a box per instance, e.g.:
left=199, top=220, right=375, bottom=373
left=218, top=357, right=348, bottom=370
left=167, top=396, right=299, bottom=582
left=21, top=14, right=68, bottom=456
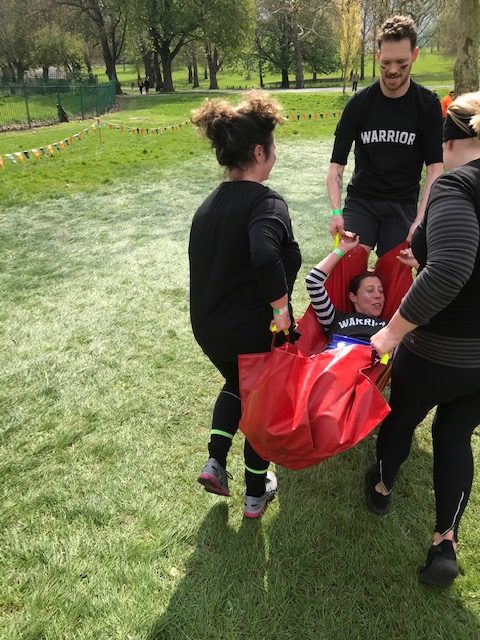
left=197, top=458, right=231, bottom=497
left=243, top=471, right=277, bottom=519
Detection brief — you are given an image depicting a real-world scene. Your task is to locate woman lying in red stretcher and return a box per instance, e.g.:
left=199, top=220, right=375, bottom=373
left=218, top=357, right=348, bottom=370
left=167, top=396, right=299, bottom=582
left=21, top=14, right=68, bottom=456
left=306, top=231, right=386, bottom=347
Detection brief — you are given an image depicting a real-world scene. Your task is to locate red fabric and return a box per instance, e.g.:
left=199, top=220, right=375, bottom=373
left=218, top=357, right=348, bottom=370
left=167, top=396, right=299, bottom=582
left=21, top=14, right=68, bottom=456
left=324, top=245, right=368, bottom=313
left=239, top=342, right=390, bottom=470
left=374, top=241, right=413, bottom=321
left=238, top=242, right=412, bottom=469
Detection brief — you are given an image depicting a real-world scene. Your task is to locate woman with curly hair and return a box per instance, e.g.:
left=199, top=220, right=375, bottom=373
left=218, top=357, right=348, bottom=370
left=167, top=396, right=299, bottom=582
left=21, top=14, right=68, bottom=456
left=189, top=93, right=301, bottom=518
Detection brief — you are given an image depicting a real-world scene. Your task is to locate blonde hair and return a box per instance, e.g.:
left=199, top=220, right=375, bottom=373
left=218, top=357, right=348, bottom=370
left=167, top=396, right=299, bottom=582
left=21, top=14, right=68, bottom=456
left=191, top=91, right=283, bottom=169
left=447, top=91, right=480, bottom=139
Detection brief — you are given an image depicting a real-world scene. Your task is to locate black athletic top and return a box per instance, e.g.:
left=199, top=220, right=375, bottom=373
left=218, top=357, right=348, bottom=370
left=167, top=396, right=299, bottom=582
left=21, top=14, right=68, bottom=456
left=189, top=181, right=301, bottom=361
left=400, top=158, right=480, bottom=367
left=331, top=80, right=443, bottom=203
left=306, top=266, right=386, bottom=341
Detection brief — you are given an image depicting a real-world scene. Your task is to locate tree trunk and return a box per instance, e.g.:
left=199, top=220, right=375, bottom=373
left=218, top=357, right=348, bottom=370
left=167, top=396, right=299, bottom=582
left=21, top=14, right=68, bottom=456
left=192, top=53, right=199, bottom=88
left=292, top=18, right=304, bottom=89
left=152, top=47, right=163, bottom=91
left=42, top=66, right=49, bottom=82
left=206, top=44, right=220, bottom=90
left=15, top=63, right=25, bottom=82
left=360, top=8, right=367, bottom=80
left=258, top=57, right=264, bottom=88
left=454, top=0, right=480, bottom=94
left=204, top=67, right=208, bottom=80
left=101, top=36, right=122, bottom=94
left=312, top=69, right=317, bottom=81
left=281, top=67, right=289, bottom=89
left=160, top=48, right=175, bottom=92
left=188, top=63, right=193, bottom=83
left=141, top=48, right=155, bottom=85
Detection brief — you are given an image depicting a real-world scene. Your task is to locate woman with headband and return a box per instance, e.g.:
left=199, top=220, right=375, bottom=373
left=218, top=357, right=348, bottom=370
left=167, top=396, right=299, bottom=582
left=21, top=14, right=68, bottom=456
left=365, top=92, right=480, bottom=586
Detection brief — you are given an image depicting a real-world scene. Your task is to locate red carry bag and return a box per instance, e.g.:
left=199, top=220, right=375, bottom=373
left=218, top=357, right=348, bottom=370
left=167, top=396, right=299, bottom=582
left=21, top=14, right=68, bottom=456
left=238, top=243, right=413, bottom=469
left=239, top=341, right=390, bottom=470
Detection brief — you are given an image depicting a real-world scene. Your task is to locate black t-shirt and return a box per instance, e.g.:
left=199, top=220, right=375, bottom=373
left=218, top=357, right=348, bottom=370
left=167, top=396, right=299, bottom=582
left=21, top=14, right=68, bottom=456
left=189, top=181, right=301, bottom=360
left=331, top=80, right=443, bottom=203
left=329, top=311, right=386, bottom=341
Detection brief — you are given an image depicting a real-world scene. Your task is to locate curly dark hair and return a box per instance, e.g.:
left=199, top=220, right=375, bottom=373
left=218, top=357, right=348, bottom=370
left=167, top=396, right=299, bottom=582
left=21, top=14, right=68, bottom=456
left=377, top=15, right=417, bottom=50
left=191, top=91, right=283, bottom=170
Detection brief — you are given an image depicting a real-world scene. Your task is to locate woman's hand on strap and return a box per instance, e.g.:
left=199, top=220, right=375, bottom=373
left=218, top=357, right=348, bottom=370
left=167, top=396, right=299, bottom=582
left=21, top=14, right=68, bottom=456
left=338, top=230, right=360, bottom=254
left=396, top=247, right=419, bottom=269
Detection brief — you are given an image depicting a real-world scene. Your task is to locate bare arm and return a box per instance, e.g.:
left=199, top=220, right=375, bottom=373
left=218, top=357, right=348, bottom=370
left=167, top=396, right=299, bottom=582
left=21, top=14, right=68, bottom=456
left=407, top=162, right=443, bottom=242
left=326, top=162, right=346, bottom=238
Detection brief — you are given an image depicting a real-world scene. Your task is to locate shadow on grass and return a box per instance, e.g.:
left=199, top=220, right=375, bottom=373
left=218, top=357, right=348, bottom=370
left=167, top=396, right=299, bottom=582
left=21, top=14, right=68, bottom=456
left=149, top=438, right=480, bottom=640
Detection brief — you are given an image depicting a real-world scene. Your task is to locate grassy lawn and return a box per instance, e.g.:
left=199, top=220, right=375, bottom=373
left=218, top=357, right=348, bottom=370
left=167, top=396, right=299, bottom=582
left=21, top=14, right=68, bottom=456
left=1, top=92, right=479, bottom=640
left=110, top=50, right=455, bottom=93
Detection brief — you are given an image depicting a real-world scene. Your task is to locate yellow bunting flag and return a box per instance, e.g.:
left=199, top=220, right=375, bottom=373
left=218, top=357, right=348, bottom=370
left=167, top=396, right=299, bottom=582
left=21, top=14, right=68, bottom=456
left=0, top=156, right=4, bottom=169
left=59, top=141, right=65, bottom=150
left=14, top=152, right=26, bottom=162
left=47, top=145, right=55, bottom=156
left=32, top=149, right=41, bottom=160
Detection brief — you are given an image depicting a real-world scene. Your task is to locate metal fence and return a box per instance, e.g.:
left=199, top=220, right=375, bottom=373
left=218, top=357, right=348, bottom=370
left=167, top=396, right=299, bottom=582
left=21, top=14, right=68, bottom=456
left=0, top=81, right=116, bottom=131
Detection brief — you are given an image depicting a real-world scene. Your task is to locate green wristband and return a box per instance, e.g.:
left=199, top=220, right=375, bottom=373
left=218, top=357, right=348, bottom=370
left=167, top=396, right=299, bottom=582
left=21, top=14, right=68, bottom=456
left=333, top=248, right=344, bottom=258
left=331, top=208, right=343, bottom=216
left=273, top=305, right=288, bottom=315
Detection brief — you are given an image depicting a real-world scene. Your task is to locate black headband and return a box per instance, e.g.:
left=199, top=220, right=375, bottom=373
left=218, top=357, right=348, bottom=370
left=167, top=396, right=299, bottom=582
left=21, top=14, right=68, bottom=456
left=443, top=114, right=476, bottom=141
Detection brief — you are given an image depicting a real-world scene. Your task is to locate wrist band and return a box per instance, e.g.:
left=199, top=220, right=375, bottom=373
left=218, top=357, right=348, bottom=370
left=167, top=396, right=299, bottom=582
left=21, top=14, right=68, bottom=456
left=331, top=208, right=343, bottom=216
left=333, top=248, right=344, bottom=258
left=273, top=305, right=289, bottom=315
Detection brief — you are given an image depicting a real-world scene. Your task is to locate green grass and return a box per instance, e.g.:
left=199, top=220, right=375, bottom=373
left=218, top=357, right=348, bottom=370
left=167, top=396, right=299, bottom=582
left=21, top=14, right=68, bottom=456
left=1, top=94, right=479, bottom=640
left=106, top=50, right=455, bottom=93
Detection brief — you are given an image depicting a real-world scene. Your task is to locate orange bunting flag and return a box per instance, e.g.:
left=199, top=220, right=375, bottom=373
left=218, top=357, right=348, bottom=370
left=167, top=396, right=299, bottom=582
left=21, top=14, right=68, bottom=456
left=0, top=156, right=4, bottom=169
left=59, top=141, right=65, bottom=150
left=14, top=152, right=26, bottom=162
left=108, top=122, right=113, bottom=129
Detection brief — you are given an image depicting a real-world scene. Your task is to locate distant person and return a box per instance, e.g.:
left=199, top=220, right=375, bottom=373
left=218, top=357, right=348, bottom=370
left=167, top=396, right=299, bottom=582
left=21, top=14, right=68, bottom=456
left=137, top=77, right=143, bottom=95
left=441, top=90, right=455, bottom=119
left=351, top=71, right=360, bottom=92
left=131, top=81, right=135, bottom=91
left=367, top=91, right=480, bottom=587
left=190, top=92, right=301, bottom=518
left=327, top=15, right=443, bottom=258
left=144, top=77, right=150, bottom=94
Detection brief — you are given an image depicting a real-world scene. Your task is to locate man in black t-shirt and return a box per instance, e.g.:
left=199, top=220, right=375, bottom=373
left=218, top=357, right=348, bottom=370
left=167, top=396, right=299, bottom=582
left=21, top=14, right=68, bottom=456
left=326, top=15, right=443, bottom=256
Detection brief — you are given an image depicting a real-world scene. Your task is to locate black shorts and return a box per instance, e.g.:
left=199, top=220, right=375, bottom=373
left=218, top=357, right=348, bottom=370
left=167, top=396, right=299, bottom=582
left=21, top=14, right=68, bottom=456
left=342, top=196, right=416, bottom=256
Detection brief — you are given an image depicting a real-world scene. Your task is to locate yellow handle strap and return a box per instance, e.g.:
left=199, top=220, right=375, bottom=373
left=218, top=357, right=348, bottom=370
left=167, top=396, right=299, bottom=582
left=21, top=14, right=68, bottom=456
left=271, top=324, right=289, bottom=335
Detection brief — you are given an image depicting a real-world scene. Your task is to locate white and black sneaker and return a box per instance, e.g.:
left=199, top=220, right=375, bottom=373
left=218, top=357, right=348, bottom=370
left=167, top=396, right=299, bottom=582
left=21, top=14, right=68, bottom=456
left=243, top=471, right=277, bottom=519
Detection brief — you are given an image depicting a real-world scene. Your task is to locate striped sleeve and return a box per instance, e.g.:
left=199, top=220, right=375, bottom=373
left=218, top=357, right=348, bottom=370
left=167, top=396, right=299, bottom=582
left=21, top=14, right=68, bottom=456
left=400, top=192, right=479, bottom=326
left=306, top=267, right=336, bottom=329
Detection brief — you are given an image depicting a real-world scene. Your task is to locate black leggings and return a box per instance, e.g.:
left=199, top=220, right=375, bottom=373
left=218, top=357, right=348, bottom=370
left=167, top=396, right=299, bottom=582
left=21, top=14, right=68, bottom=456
left=207, top=358, right=270, bottom=497
left=376, top=344, right=480, bottom=537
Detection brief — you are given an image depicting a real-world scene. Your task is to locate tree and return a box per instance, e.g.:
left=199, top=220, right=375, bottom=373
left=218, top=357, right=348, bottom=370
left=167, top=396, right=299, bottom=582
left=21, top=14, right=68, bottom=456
left=454, top=0, right=480, bottom=94
left=56, top=0, right=128, bottom=93
left=256, top=0, right=294, bottom=88
left=32, top=24, right=85, bottom=80
left=0, top=0, right=36, bottom=82
left=134, top=0, right=199, bottom=93
left=337, top=0, right=362, bottom=92
left=197, top=0, right=255, bottom=90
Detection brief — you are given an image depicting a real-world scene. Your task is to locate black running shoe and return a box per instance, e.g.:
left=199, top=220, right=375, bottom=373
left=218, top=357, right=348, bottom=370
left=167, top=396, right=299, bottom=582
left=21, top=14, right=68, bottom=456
left=365, top=465, right=390, bottom=516
left=418, top=540, right=459, bottom=587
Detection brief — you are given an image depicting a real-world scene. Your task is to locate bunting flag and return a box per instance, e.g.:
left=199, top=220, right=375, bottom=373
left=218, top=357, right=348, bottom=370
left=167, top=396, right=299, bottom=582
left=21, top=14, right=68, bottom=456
left=0, top=119, right=99, bottom=169
left=285, top=111, right=342, bottom=121
left=98, top=118, right=190, bottom=135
